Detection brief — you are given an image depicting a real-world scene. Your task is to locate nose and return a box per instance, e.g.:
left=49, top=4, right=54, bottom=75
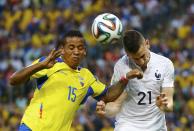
left=73, top=48, right=79, bottom=55
left=137, top=59, right=145, bottom=66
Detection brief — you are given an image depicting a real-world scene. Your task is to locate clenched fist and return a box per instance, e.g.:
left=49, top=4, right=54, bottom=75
left=96, top=100, right=106, bottom=117
left=126, top=69, right=143, bottom=79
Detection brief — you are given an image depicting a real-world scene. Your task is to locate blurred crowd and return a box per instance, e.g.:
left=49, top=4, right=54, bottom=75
left=0, top=0, right=194, bottom=131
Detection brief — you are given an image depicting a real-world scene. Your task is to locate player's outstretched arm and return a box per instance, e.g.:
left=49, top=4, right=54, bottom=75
left=101, top=69, right=143, bottom=103
left=156, top=87, right=174, bottom=112
left=96, top=91, right=127, bottom=117
left=9, top=49, right=62, bottom=86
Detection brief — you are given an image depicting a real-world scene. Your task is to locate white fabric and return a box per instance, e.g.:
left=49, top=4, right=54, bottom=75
left=111, top=52, right=174, bottom=131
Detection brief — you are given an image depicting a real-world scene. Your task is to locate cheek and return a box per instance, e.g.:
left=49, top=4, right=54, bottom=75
left=62, top=50, right=72, bottom=59
left=64, top=49, right=72, bottom=54
left=80, top=51, right=86, bottom=58
left=145, top=52, right=150, bottom=62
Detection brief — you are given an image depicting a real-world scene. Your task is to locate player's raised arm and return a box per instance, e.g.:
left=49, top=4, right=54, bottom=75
left=9, top=49, right=62, bottom=86
left=100, top=69, right=143, bottom=103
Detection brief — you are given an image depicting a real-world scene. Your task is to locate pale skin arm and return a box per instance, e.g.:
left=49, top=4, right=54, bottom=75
left=96, top=91, right=128, bottom=117
left=156, top=87, right=174, bottom=112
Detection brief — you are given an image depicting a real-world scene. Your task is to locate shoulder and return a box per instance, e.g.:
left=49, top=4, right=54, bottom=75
left=113, top=55, right=132, bottom=77
left=80, top=67, right=90, bottom=73
left=32, top=56, right=63, bottom=64
left=80, top=67, right=94, bottom=77
left=151, top=52, right=174, bottom=67
left=114, top=55, right=128, bottom=69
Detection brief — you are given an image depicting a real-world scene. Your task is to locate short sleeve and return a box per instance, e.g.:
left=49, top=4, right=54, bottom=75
left=111, top=61, right=130, bottom=85
left=30, top=57, right=48, bottom=79
left=90, top=79, right=107, bottom=100
left=162, top=59, right=174, bottom=88
left=83, top=69, right=107, bottom=100
left=111, top=66, right=121, bottom=85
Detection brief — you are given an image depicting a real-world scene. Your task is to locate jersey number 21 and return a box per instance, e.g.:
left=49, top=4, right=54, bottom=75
left=138, top=91, right=152, bottom=105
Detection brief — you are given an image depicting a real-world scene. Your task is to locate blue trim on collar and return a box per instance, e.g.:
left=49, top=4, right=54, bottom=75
left=77, top=66, right=82, bottom=71
left=39, top=56, right=63, bottom=63
left=39, top=56, right=46, bottom=62
left=56, top=57, right=63, bottom=62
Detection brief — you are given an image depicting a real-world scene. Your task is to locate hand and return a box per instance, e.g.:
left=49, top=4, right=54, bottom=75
left=126, top=69, right=143, bottom=80
left=156, top=93, right=168, bottom=111
left=41, top=49, right=62, bottom=69
left=96, top=100, right=106, bottom=117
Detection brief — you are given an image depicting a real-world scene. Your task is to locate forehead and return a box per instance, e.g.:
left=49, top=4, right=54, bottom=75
left=130, top=43, right=147, bottom=58
left=65, top=37, right=84, bottom=45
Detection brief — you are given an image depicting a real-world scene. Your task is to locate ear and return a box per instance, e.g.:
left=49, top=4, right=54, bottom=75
left=84, top=51, right=86, bottom=56
left=145, top=39, right=150, bottom=49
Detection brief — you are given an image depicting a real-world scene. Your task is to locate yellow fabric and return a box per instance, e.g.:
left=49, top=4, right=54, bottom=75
left=42, top=33, right=55, bottom=45
left=70, top=124, right=84, bottom=131
left=177, top=25, right=191, bottom=39
left=187, top=99, right=194, bottom=115
left=101, top=127, right=114, bottom=131
left=21, top=58, right=106, bottom=131
left=19, top=9, right=33, bottom=31
left=31, top=34, right=42, bottom=48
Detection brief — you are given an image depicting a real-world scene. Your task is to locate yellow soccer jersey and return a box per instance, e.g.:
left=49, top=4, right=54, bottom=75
left=21, top=57, right=107, bottom=131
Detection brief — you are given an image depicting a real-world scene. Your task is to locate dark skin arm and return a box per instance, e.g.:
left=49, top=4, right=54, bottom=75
left=100, top=69, right=143, bottom=103
left=9, top=49, right=62, bottom=86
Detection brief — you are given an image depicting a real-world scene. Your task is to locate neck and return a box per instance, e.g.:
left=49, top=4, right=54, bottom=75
left=141, top=66, right=147, bottom=72
left=141, top=52, right=151, bottom=72
left=63, top=60, right=78, bottom=70
left=70, top=65, right=77, bottom=70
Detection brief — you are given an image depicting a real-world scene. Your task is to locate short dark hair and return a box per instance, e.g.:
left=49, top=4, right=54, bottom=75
left=123, top=30, right=145, bottom=53
left=56, top=30, right=85, bottom=49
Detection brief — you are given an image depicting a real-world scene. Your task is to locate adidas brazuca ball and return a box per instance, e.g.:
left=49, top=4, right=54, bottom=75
left=91, top=13, right=123, bottom=44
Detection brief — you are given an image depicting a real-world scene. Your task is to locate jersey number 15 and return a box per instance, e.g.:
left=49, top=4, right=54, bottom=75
left=68, top=86, right=77, bottom=102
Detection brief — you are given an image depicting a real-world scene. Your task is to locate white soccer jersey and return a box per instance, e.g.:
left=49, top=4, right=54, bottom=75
left=111, top=52, right=174, bottom=131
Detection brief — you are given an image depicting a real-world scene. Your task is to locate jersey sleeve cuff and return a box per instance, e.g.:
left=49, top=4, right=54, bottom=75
left=93, top=87, right=108, bottom=101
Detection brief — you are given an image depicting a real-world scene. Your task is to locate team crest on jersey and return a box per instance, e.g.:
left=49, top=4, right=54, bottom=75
left=155, top=70, right=161, bottom=80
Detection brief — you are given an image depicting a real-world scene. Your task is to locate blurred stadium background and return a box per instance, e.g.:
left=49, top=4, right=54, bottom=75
left=0, top=0, right=194, bottom=131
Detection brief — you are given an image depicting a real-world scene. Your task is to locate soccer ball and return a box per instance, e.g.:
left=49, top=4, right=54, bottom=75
left=91, top=13, right=123, bottom=44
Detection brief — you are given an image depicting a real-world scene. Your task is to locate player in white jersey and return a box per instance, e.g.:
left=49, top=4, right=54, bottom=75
left=96, top=30, right=174, bottom=131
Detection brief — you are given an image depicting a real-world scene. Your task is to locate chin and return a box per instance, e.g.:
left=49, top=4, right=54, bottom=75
left=72, top=63, right=79, bottom=69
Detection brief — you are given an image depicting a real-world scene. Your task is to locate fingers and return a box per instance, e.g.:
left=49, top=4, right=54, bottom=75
left=156, top=93, right=168, bottom=108
left=96, top=100, right=105, bottom=109
left=96, top=100, right=105, bottom=110
left=48, top=49, right=62, bottom=60
left=136, top=71, right=143, bottom=79
left=96, top=110, right=106, bottom=116
left=97, top=100, right=105, bottom=106
left=126, top=69, right=143, bottom=79
left=48, top=49, right=56, bottom=58
left=54, top=49, right=62, bottom=59
left=96, top=100, right=106, bottom=115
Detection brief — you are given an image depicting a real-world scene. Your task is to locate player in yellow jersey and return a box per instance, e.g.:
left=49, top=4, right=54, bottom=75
left=9, top=30, right=143, bottom=131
